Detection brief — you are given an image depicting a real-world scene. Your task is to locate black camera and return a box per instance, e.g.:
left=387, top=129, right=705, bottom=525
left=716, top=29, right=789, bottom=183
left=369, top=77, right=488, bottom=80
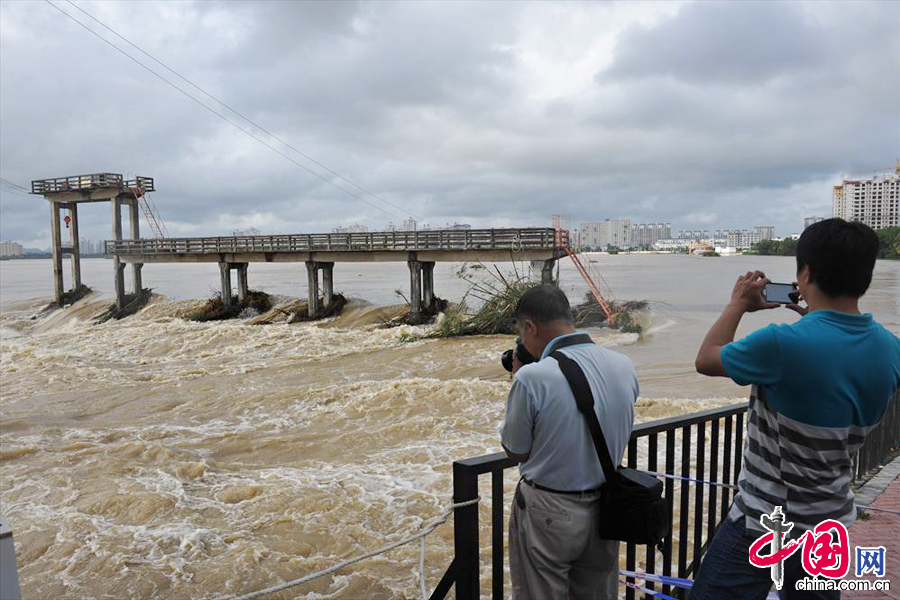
left=501, top=338, right=538, bottom=372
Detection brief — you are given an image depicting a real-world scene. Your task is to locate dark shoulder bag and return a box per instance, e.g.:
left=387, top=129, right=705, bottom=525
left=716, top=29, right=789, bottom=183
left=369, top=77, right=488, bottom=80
left=551, top=349, right=669, bottom=550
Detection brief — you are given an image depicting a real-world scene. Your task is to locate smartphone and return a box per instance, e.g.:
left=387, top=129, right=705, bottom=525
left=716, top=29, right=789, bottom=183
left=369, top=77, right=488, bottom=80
left=762, top=282, right=799, bottom=304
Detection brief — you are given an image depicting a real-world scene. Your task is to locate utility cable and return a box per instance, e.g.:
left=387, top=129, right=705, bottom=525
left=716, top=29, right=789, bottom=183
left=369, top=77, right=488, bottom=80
left=43, top=0, right=409, bottom=222
left=62, top=0, right=424, bottom=222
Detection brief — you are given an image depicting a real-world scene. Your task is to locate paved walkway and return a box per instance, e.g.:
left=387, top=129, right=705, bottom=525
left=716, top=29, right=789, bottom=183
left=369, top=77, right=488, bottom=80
left=847, top=457, right=900, bottom=598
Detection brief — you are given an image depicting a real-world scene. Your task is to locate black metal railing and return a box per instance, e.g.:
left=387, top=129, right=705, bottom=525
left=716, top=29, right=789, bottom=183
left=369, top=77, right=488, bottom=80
left=434, top=403, right=748, bottom=600
left=435, top=390, right=900, bottom=600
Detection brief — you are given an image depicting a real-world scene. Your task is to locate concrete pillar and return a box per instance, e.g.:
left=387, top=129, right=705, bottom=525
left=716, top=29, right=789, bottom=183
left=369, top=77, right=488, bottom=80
left=111, top=199, right=125, bottom=309
left=236, top=263, right=249, bottom=303
left=68, top=203, right=81, bottom=289
left=129, top=199, right=143, bottom=294
left=50, top=202, right=64, bottom=304
left=219, top=262, right=233, bottom=305
left=422, top=262, right=435, bottom=311
left=306, top=261, right=319, bottom=317
left=408, top=260, right=422, bottom=315
left=531, top=260, right=556, bottom=285
left=321, top=262, right=334, bottom=307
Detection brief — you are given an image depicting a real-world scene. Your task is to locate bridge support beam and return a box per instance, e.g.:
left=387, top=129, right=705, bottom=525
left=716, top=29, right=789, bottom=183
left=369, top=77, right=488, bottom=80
left=50, top=201, right=64, bottom=305
left=129, top=199, right=142, bottom=294
left=306, top=261, right=319, bottom=317
left=112, top=198, right=126, bottom=309
left=531, top=259, right=556, bottom=285
left=408, top=259, right=422, bottom=315
left=219, top=262, right=233, bottom=305
left=68, top=203, right=81, bottom=289
left=235, top=263, right=249, bottom=304
left=320, top=262, right=334, bottom=307
left=422, top=262, right=435, bottom=311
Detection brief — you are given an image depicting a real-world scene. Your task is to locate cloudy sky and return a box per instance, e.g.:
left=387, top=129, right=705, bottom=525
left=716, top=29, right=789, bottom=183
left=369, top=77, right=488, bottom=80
left=1, top=0, right=898, bottom=248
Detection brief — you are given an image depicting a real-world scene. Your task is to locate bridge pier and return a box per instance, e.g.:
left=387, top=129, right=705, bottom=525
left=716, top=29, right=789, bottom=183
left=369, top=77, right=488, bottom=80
left=235, top=263, right=249, bottom=304
left=219, top=262, right=233, bottom=305
left=408, top=259, right=422, bottom=315
left=128, top=199, right=142, bottom=294
left=50, top=202, right=64, bottom=304
left=306, top=261, right=319, bottom=317
left=112, top=198, right=126, bottom=309
left=422, top=261, right=435, bottom=311
left=531, top=259, right=556, bottom=285
left=68, top=203, right=82, bottom=289
left=321, top=262, right=334, bottom=307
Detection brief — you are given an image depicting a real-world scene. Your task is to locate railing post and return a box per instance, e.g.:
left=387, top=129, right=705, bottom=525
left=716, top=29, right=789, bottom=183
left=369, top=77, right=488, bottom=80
left=453, top=461, right=479, bottom=600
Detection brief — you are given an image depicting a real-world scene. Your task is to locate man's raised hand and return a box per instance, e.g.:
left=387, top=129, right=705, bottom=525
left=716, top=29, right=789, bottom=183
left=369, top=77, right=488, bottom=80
left=729, top=271, right=780, bottom=313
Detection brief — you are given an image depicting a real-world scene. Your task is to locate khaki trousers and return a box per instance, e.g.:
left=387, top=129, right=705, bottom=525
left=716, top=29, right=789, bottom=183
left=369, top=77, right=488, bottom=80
left=509, top=481, right=619, bottom=600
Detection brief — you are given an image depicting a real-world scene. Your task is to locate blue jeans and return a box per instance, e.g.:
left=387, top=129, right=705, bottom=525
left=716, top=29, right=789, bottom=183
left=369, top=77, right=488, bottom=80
left=690, top=515, right=839, bottom=600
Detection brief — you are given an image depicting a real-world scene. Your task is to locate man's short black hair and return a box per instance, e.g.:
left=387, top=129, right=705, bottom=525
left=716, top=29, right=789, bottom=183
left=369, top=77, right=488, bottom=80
left=796, top=218, right=879, bottom=298
left=515, top=284, right=574, bottom=324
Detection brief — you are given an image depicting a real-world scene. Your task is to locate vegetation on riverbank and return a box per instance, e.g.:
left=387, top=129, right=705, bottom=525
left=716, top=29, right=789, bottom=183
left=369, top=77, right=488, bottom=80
left=752, top=226, right=899, bottom=260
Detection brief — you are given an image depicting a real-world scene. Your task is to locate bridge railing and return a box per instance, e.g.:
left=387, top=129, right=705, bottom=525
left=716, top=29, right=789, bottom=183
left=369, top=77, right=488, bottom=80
left=104, top=227, right=569, bottom=255
left=31, top=173, right=155, bottom=194
left=436, top=390, right=900, bottom=600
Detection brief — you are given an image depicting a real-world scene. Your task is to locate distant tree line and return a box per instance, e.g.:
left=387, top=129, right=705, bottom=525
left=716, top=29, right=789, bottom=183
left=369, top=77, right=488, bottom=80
left=752, top=226, right=899, bottom=260
left=753, top=238, right=798, bottom=256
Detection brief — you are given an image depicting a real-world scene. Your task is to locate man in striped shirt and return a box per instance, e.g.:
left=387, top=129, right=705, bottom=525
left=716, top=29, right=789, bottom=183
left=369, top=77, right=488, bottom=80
left=691, top=219, right=900, bottom=599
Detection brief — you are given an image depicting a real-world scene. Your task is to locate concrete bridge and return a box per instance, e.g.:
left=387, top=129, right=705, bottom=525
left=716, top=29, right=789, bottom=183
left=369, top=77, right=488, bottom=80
left=107, top=228, right=568, bottom=316
left=33, top=173, right=569, bottom=316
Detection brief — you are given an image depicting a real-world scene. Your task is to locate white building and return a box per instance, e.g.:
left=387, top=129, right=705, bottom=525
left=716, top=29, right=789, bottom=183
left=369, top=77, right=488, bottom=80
left=401, top=218, right=417, bottom=232
left=754, top=225, right=775, bottom=240
left=653, top=238, right=689, bottom=252
left=580, top=219, right=631, bottom=249
left=832, top=169, right=900, bottom=230
left=724, top=230, right=764, bottom=251
left=332, top=224, right=369, bottom=234
left=0, top=241, right=23, bottom=258
left=804, top=216, right=825, bottom=230
left=631, top=223, right=671, bottom=248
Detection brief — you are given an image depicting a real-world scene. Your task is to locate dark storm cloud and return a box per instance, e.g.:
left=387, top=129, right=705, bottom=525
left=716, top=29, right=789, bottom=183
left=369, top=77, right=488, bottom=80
left=1, top=0, right=898, bottom=249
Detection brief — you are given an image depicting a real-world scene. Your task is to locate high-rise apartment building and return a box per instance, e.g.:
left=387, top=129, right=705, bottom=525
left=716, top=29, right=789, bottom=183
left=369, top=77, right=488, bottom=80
left=832, top=169, right=899, bottom=230
left=580, top=219, right=631, bottom=249
left=631, top=223, right=671, bottom=248
left=401, top=218, right=417, bottom=232
left=753, top=225, right=775, bottom=240
left=0, top=241, right=23, bottom=258
left=804, top=216, right=825, bottom=230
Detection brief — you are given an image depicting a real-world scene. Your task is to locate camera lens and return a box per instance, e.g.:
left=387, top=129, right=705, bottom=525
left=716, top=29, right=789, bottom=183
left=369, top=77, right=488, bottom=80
left=501, top=349, right=514, bottom=372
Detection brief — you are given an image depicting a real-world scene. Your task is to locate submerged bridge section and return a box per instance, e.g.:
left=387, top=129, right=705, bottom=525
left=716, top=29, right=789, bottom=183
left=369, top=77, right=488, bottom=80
left=106, top=228, right=569, bottom=316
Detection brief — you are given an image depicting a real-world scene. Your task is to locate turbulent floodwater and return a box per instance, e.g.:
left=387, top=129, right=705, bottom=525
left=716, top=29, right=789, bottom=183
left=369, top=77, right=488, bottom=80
left=1, top=255, right=897, bottom=599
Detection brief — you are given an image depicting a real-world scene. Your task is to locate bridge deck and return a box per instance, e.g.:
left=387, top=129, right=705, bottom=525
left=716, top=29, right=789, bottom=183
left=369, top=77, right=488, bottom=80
left=106, top=227, right=569, bottom=263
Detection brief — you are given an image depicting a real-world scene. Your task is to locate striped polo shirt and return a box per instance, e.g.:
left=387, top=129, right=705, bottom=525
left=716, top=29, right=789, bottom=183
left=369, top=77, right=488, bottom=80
left=720, top=310, right=900, bottom=533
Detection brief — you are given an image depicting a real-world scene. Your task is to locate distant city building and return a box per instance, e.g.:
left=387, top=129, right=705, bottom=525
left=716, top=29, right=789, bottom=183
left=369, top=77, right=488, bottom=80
left=401, top=218, right=417, bottom=232
left=448, top=223, right=471, bottom=230
left=804, top=216, right=825, bottom=230
left=79, top=238, right=104, bottom=255
left=232, top=228, right=261, bottom=237
left=653, top=238, right=689, bottom=251
left=0, top=241, right=23, bottom=258
left=754, top=225, right=775, bottom=240
left=726, top=230, right=763, bottom=251
left=580, top=219, right=631, bottom=249
left=677, top=230, right=710, bottom=241
left=631, top=223, right=671, bottom=248
left=832, top=169, right=899, bottom=230
left=332, top=224, right=369, bottom=234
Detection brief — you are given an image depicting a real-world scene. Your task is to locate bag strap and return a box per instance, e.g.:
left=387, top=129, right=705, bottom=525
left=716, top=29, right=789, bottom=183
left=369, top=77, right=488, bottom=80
left=550, top=349, right=620, bottom=486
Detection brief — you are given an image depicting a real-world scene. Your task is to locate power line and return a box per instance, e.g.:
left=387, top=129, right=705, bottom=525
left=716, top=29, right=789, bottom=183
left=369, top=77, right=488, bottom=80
left=0, top=179, right=31, bottom=196
left=43, top=0, right=410, bottom=222
left=63, top=0, right=424, bottom=223
left=0, top=178, right=30, bottom=193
